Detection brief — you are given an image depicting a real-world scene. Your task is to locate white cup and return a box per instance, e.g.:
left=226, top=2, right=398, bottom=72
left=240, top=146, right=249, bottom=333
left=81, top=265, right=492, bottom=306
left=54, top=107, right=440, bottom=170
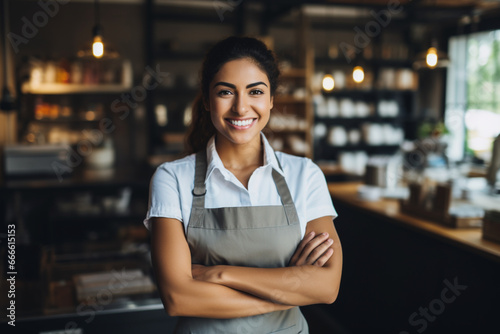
left=328, top=126, right=348, bottom=146
left=340, top=99, right=355, bottom=118
left=326, top=97, right=339, bottom=118
left=355, top=101, right=370, bottom=117
left=333, top=70, right=346, bottom=89
left=348, top=129, right=362, bottom=144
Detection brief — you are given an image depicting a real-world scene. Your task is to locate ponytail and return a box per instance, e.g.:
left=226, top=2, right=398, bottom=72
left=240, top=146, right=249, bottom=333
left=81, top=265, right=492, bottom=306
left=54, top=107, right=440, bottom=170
left=185, top=93, right=216, bottom=154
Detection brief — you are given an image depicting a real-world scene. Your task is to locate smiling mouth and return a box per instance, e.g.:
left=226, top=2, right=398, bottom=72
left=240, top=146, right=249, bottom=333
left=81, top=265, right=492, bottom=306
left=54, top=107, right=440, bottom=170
left=226, top=118, right=256, bottom=128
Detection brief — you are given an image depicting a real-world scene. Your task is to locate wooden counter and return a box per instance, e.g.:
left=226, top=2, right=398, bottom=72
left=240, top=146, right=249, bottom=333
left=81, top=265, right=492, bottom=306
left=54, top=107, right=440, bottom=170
left=328, top=182, right=500, bottom=263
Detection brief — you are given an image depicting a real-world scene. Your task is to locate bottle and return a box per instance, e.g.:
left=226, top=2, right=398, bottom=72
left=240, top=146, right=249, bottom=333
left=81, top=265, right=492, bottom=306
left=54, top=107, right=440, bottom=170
left=57, top=58, right=71, bottom=83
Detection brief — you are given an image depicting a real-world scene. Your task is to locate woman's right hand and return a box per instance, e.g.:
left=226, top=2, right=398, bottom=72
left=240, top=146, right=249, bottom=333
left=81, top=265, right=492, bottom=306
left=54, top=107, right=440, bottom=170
left=288, top=231, right=334, bottom=267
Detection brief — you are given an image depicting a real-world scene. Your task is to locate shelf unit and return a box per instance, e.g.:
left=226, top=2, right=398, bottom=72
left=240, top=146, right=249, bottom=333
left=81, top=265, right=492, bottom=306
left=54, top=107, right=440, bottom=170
left=313, top=50, right=418, bottom=164
left=314, top=89, right=416, bottom=162
left=266, top=53, right=314, bottom=158
left=0, top=165, right=159, bottom=321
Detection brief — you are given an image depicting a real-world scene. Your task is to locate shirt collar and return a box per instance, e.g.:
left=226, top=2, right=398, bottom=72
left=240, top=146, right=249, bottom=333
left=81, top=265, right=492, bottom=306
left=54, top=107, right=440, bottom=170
left=205, top=132, right=284, bottom=183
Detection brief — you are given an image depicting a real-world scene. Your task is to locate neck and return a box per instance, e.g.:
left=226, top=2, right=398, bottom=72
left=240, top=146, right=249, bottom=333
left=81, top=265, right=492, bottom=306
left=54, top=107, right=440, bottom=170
left=215, top=134, right=263, bottom=170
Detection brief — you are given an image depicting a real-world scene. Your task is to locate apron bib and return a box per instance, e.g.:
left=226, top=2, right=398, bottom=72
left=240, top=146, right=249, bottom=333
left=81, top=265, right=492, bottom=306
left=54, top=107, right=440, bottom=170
left=174, top=151, right=308, bottom=334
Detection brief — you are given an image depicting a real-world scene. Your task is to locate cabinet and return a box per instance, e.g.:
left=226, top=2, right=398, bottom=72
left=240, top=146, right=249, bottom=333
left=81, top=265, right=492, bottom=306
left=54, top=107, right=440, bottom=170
left=0, top=56, right=177, bottom=330
left=14, top=57, right=134, bottom=171
left=0, top=167, right=177, bottom=332
left=312, top=55, right=418, bottom=173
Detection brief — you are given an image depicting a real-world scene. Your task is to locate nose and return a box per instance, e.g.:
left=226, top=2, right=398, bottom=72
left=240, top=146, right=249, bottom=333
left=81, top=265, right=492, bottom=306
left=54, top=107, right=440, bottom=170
left=232, top=94, right=249, bottom=115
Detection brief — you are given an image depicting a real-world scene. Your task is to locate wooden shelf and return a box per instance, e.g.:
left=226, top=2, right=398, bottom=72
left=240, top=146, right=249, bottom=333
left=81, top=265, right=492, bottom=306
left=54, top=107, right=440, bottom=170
left=315, top=116, right=400, bottom=122
left=316, top=57, right=413, bottom=68
left=22, top=83, right=132, bottom=95
left=322, top=89, right=417, bottom=97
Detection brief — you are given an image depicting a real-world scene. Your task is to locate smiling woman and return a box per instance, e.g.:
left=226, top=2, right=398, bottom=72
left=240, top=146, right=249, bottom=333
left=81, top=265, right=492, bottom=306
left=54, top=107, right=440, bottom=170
left=207, top=58, right=273, bottom=162
left=145, top=36, right=342, bottom=334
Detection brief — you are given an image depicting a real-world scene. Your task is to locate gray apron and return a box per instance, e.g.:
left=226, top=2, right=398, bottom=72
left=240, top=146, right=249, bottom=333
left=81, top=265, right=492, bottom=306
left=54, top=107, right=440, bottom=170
left=174, top=150, right=309, bottom=334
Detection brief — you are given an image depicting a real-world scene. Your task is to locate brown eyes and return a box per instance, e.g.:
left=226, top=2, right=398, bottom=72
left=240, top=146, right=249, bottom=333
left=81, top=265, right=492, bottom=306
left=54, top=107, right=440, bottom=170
left=216, top=89, right=264, bottom=96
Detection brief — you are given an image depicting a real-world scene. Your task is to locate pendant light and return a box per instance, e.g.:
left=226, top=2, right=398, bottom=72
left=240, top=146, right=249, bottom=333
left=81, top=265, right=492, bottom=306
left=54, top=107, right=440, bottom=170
left=77, top=0, right=118, bottom=59
left=413, top=39, right=450, bottom=70
left=92, top=0, right=104, bottom=58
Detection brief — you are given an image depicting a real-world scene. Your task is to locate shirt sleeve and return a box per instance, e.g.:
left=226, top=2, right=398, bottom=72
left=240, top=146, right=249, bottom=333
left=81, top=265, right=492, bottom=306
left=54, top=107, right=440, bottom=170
left=143, top=163, right=183, bottom=230
left=305, top=159, right=338, bottom=222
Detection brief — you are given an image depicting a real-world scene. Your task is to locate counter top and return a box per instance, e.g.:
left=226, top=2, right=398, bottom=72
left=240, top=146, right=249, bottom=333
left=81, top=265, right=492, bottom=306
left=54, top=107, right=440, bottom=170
left=1, top=164, right=154, bottom=191
left=328, top=182, right=500, bottom=263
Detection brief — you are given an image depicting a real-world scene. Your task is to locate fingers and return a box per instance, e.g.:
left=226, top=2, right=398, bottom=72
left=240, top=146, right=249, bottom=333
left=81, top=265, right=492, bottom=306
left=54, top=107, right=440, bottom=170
left=289, top=231, right=316, bottom=266
left=291, top=232, right=334, bottom=267
left=312, top=245, right=334, bottom=267
left=303, top=234, right=333, bottom=266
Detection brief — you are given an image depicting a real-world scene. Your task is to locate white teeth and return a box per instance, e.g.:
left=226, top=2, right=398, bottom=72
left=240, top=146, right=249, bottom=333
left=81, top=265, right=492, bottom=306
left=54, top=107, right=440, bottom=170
left=230, top=119, right=253, bottom=126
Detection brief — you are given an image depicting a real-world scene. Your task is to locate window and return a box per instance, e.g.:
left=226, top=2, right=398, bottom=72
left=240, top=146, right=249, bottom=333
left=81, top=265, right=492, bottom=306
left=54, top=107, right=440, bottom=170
left=445, top=30, right=500, bottom=163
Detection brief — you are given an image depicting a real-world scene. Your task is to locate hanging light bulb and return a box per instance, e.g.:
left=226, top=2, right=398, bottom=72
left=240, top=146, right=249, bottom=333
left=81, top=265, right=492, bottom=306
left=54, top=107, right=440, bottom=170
left=353, top=66, right=364, bottom=83
left=413, top=38, right=450, bottom=70
left=92, top=34, right=104, bottom=58
left=425, top=47, right=438, bottom=68
left=322, top=74, right=335, bottom=91
left=92, top=0, right=104, bottom=59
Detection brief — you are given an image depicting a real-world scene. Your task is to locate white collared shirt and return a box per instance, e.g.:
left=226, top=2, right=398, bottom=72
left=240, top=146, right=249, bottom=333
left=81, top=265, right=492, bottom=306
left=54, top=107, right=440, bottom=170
left=144, top=133, right=337, bottom=238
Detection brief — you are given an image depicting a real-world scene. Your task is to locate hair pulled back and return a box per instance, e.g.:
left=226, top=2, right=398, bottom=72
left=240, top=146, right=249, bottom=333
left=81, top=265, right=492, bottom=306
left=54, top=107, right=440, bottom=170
left=185, top=36, right=280, bottom=154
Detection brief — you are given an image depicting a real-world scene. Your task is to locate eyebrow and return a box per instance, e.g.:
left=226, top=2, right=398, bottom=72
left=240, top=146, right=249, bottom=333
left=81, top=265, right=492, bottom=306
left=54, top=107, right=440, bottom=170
left=213, top=81, right=268, bottom=89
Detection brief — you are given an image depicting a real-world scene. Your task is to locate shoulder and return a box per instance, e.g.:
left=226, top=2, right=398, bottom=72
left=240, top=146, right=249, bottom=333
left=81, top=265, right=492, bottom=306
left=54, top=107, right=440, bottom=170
left=153, top=154, right=196, bottom=181
left=275, top=151, right=321, bottom=175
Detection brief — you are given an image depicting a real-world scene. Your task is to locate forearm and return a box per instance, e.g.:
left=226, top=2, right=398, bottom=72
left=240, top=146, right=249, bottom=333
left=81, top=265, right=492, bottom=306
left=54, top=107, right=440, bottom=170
left=158, top=276, right=293, bottom=318
left=150, top=217, right=293, bottom=319
left=197, top=216, right=343, bottom=306
left=216, top=245, right=342, bottom=306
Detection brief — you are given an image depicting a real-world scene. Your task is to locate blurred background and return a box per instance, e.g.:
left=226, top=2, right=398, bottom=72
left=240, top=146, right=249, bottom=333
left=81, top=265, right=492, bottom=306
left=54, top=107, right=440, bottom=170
left=1, top=0, right=500, bottom=333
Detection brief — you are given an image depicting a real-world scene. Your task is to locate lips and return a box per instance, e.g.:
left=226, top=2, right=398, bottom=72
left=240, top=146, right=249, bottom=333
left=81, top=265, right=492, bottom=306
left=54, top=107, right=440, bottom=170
left=226, top=118, right=256, bottom=129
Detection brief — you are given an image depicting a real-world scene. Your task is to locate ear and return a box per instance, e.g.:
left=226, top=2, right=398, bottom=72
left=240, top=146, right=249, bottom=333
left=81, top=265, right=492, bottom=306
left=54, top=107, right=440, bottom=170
left=270, top=96, right=274, bottom=110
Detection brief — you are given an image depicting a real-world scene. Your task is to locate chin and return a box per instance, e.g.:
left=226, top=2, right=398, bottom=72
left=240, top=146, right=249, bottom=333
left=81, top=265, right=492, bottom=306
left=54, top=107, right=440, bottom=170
left=219, top=129, right=261, bottom=146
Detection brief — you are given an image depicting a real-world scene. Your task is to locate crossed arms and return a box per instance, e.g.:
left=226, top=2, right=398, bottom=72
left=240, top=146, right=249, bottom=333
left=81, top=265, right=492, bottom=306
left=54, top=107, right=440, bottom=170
left=150, top=215, right=342, bottom=318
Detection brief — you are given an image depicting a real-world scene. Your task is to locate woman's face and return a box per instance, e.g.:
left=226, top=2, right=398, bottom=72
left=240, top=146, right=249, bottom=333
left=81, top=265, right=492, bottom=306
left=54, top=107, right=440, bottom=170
left=207, top=58, right=273, bottom=147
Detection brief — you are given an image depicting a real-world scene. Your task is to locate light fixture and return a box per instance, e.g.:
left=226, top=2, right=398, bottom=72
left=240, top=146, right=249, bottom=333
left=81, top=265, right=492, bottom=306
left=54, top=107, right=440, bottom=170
left=413, top=39, right=450, bottom=70
left=425, top=47, right=438, bottom=68
left=92, top=0, right=104, bottom=58
left=352, top=66, right=365, bottom=83
left=92, top=34, right=104, bottom=59
left=322, top=74, right=335, bottom=91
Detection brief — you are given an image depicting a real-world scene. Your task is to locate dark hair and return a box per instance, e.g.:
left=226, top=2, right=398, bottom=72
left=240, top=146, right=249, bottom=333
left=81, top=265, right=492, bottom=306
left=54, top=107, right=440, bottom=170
left=185, top=36, right=280, bottom=154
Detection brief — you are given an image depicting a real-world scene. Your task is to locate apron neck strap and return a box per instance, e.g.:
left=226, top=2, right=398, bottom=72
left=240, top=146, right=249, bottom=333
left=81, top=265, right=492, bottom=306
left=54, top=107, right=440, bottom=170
left=192, top=150, right=208, bottom=208
left=191, top=150, right=296, bottom=208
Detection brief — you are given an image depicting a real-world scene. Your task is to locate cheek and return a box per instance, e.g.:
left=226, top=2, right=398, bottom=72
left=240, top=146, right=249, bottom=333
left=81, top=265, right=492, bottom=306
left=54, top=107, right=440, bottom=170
left=255, top=99, right=272, bottom=116
left=210, top=97, right=231, bottom=114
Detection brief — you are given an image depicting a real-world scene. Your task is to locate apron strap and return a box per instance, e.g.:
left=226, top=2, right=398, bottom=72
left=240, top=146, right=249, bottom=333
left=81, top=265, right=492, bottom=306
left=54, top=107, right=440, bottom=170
left=272, top=155, right=300, bottom=226
left=192, top=150, right=207, bottom=209
left=190, top=149, right=300, bottom=226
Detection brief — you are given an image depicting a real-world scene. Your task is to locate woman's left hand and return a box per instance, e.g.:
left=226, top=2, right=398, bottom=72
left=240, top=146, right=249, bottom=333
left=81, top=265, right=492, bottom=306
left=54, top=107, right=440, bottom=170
left=288, top=231, right=334, bottom=267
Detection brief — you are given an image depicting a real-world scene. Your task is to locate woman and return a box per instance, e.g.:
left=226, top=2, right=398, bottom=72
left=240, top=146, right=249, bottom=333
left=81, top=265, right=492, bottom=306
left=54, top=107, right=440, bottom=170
left=145, top=36, right=342, bottom=333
